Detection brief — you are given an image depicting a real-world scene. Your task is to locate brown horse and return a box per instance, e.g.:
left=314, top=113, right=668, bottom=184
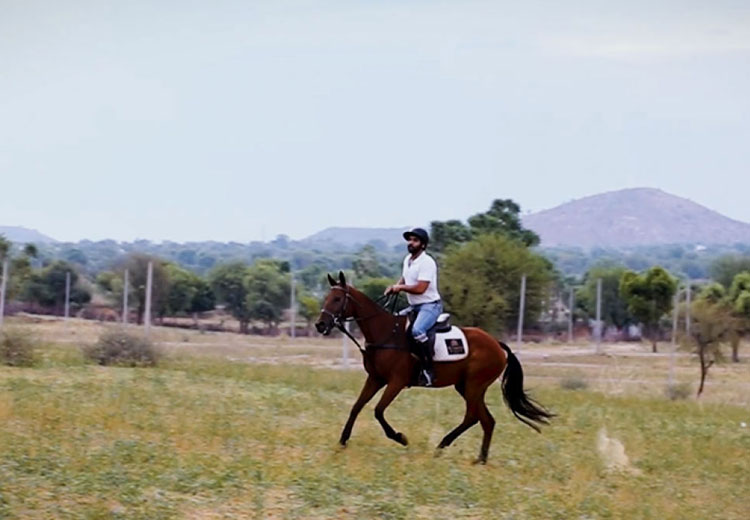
left=315, top=271, right=553, bottom=464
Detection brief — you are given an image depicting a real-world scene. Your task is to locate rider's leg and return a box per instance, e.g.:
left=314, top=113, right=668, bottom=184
left=411, top=301, right=443, bottom=385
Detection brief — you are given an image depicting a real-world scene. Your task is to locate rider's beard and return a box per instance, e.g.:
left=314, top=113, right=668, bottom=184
left=407, top=244, right=422, bottom=255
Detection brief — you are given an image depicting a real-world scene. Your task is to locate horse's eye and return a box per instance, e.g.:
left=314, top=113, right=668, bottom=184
left=333, top=297, right=342, bottom=302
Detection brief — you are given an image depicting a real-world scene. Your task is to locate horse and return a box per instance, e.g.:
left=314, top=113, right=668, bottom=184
left=315, top=271, right=553, bottom=464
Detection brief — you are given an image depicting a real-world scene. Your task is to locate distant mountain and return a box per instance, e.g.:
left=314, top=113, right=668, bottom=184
left=522, top=188, right=750, bottom=248
left=0, top=226, right=56, bottom=244
left=301, top=226, right=408, bottom=250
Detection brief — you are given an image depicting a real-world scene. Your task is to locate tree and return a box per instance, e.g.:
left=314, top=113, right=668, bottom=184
left=352, top=245, right=382, bottom=279
left=209, top=262, right=252, bottom=333
left=619, top=266, right=678, bottom=352
left=245, top=259, right=291, bottom=330
left=726, top=272, right=750, bottom=362
left=440, top=234, right=552, bottom=336
left=576, top=262, right=632, bottom=331
left=298, top=293, right=322, bottom=334
left=22, top=261, right=91, bottom=313
left=357, top=276, right=392, bottom=302
left=430, top=220, right=474, bottom=253
left=0, top=236, right=9, bottom=261
left=710, top=255, right=750, bottom=288
left=466, top=199, right=540, bottom=247
left=0, top=238, right=39, bottom=301
left=687, top=294, right=735, bottom=396
left=429, top=199, right=540, bottom=253
left=163, top=264, right=216, bottom=317
left=120, top=254, right=169, bottom=325
left=296, top=263, right=329, bottom=294
left=22, top=244, right=38, bottom=259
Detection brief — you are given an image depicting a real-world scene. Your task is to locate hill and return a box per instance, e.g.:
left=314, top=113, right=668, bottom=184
left=300, top=226, right=407, bottom=250
left=0, top=226, right=57, bottom=244
left=522, top=188, right=750, bottom=248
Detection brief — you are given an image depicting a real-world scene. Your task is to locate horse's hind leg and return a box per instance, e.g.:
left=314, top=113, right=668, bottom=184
left=473, top=400, right=496, bottom=465
left=436, top=383, right=478, bottom=451
left=340, top=376, right=384, bottom=446
left=374, top=382, right=408, bottom=446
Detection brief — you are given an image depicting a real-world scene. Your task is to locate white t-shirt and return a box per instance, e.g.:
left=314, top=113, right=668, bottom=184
left=401, top=251, right=441, bottom=305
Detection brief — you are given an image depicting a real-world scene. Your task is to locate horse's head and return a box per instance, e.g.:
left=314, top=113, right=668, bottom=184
left=315, top=271, right=354, bottom=335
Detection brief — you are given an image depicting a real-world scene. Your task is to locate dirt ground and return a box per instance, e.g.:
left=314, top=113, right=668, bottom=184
left=6, top=314, right=750, bottom=406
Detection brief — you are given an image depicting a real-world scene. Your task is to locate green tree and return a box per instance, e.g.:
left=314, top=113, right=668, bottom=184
left=619, top=266, right=678, bottom=352
left=0, top=235, right=10, bottom=261
left=697, top=282, right=726, bottom=305
left=245, top=259, right=291, bottom=330
left=429, top=199, right=539, bottom=253
left=120, top=254, right=169, bottom=325
left=209, top=262, right=252, bottom=333
left=686, top=297, right=734, bottom=396
left=163, top=264, right=215, bottom=316
left=352, top=245, right=382, bottom=279
left=357, top=277, right=391, bottom=302
left=710, top=255, right=750, bottom=288
left=429, top=220, right=473, bottom=253
left=22, top=261, right=91, bottom=313
left=576, top=263, right=632, bottom=331
left=726, top=271, right=750, bottom=362
left=297, top=263, right=329, bottom=294
left=466, top=199, right=540, bottom=247
left=440, top=234, right=552, bottom=335
left=298, top=293, right=322, bottom=334
left=0, top=238, right=39, bottom=301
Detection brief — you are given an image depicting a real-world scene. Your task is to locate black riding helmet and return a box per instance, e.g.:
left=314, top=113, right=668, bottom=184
left=403, top=227, right=429, bottom=247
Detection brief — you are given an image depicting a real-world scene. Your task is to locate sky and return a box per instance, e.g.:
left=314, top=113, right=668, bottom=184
left=1, top=0, right=749, bottom=243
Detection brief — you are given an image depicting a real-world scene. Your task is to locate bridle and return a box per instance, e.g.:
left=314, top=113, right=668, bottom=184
left=320, top=286, right=402, bottom=354
left=319, top=286, right=355, bottom=325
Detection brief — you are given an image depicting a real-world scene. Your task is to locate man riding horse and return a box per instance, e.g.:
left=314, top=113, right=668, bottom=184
left=385, top=227, right=442, bottom=386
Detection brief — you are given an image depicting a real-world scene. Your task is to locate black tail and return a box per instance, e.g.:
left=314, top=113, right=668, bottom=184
left=498, top=342, right=554, bottom=432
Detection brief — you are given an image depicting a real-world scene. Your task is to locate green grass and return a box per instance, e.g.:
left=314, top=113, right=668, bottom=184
left=1, top=346, right=749, bottom=519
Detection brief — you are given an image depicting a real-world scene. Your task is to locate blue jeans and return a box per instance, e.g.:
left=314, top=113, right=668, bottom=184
left=410, top=301, right=443, bottom=343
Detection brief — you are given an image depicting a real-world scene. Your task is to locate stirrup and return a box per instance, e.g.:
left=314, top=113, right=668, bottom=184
left=419, top=369, right=434, bottom=387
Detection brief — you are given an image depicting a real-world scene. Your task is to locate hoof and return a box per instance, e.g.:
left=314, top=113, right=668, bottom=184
left=472, top=457, right=487, bottom=465
left=433, top=448, right=444, bottom=458
left=339, top=439, right=348, bottom=448
left=395, top=432, right=409, bottom=446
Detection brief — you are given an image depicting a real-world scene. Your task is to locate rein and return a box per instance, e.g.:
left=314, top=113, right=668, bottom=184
left=322, top=287, right=404, bottom=354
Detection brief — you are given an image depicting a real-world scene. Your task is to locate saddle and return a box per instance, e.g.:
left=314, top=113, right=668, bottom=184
left=406, top=313, right=469, bottom=386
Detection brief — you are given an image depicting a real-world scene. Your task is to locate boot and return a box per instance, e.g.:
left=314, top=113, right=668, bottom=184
left=418, top=340, right=435, bottom=387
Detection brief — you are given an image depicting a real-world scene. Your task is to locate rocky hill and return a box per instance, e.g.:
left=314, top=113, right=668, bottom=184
left=522, top=188, right=750, bottom=248
left=300, top=226, right=407, bottom=250
left=0, top=226, right=56, bottom=244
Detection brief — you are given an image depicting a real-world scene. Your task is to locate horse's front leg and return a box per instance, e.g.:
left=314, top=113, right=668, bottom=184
left=340, top=376, right=384, bottom=446
left=374, top=382, right=408, bottom=446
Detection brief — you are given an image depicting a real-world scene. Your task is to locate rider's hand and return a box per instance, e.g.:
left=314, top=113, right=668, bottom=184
left=384, top=285, right=400, bottom=295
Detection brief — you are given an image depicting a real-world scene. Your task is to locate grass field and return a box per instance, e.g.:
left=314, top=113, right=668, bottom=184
left=1, top=317, right=749, bottom=519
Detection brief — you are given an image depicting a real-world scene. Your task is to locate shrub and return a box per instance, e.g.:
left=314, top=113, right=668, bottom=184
left=665, top=382, right=692, bottom=401
left=0, top=328, right=37, bottom=367
left=84, top=330, right=159, bottom=367
left=560, top=376, right=588, bottom=391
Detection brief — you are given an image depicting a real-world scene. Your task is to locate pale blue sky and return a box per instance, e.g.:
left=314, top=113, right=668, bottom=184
left=1, top=0, right=749, bottom=242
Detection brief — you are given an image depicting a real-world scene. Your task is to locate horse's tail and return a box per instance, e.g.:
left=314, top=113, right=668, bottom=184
left=498, top=341, right=554, bottom=432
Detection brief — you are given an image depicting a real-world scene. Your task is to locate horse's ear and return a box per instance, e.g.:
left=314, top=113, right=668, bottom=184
left=338, top=271, right=346, bottom=286
left=327, top=273, right=337, bottom=286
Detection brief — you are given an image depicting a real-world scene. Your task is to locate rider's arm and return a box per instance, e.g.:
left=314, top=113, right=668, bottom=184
left=387, top=280, right=429, bottom=295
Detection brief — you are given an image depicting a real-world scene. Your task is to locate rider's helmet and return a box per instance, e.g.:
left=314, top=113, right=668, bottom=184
left=403, top=227, right=429, bottom=247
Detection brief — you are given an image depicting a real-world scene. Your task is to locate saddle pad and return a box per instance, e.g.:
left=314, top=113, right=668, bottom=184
left=433, top=326, right=469, bottom=361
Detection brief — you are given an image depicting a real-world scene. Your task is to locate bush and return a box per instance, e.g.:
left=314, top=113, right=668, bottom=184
left=560, top=376, right=588, bottom=391
left=84, top=330, right=159, bottom=367
left=665, top=382, right=692, bottom=401
left=0, top=328, right=37, bottom=367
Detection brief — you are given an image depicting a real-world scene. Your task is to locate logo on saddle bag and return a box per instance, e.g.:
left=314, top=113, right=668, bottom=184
left=445, top=338, right=465, bottom=355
